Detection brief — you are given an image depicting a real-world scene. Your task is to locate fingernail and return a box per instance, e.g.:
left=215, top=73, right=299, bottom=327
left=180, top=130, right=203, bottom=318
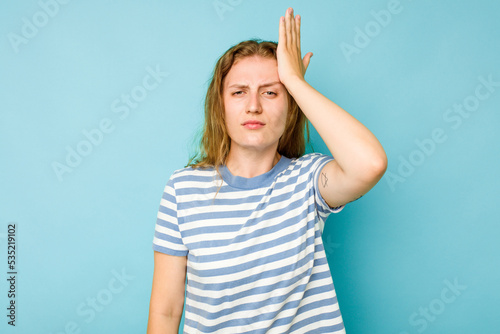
left=288, top=8, right=292, bottom=14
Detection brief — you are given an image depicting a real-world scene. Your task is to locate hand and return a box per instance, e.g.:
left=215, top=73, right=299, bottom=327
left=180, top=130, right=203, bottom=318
left=277, top=7, right=313, bottom=87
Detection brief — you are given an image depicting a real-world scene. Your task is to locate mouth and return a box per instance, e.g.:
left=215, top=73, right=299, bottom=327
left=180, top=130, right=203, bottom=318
left=242, top=120, right=265, bottom=129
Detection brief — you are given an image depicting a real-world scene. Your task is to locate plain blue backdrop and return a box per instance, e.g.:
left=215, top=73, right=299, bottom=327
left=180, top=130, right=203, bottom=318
left=1, top=0, right=499, bottom=333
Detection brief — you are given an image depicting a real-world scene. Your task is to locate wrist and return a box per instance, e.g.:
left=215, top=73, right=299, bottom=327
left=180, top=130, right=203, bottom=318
left=283, top=76, right=309, bottom=97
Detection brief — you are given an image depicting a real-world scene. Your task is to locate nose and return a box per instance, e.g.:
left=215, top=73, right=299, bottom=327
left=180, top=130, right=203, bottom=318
left=247, top=91, right=262, bottom=114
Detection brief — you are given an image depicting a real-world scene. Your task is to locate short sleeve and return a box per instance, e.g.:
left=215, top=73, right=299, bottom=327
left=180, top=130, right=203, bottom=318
left=311, top=154, right=345, bottom=220
left=152, top=177, right=188, bottom=256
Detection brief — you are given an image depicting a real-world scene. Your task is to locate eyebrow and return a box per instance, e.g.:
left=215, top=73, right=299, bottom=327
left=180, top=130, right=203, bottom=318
left=227, top=81, right=282, bottom=89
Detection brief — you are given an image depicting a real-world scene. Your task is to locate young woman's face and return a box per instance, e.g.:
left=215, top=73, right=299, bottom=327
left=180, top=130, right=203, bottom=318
left=223, top=56, right=289, bottom=155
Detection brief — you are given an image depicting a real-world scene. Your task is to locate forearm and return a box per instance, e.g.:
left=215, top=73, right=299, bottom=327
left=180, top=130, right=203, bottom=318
left=147, top=312, right=182, bottom=334
left=286, top=78, right=387, bottom=179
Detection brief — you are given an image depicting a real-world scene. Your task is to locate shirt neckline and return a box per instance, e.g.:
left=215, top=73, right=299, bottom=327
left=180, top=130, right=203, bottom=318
left=219, top=155, right=292, bottom=189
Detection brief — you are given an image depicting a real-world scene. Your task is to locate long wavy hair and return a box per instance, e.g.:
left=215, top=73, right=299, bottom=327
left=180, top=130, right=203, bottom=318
left=187, top=39, right=309, bottom=169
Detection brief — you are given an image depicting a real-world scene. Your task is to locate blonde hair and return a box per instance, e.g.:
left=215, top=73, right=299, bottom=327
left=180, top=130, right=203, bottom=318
left=187, top=39, right=309, bottom=169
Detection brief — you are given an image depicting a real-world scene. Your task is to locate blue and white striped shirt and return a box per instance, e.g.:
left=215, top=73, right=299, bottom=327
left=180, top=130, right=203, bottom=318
left=153, top=153, right=346, bottom=333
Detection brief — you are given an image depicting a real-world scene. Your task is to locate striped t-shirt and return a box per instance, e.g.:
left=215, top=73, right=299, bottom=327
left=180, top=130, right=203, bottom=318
left=152, top=153, right=346, bottom=333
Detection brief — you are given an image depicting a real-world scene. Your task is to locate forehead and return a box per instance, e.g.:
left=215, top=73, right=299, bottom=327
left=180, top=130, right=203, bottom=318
left=224, top=56, right=279, bottom=87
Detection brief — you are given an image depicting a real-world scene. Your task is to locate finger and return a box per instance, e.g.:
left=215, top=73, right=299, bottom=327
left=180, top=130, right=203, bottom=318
left=289, top=8, right=296, bottom=47
left=303, top=52, right=313, bottom=73
left=279, top=16, right=286, bottom=48
left=285, top=7, right=293, bottom=47
left=295, top=15, right=301, bottom=48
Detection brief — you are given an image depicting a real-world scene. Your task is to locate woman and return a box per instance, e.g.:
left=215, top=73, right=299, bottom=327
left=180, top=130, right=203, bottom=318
left=148, top=7, right=387, bottom=333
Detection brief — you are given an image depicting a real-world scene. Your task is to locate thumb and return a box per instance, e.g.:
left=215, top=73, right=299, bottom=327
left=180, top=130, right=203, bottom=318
left=303, top=52, right=313, bottom=73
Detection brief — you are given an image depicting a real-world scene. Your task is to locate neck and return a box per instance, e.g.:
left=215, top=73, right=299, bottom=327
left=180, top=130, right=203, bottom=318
left=225, top=147, right=281, bottom=178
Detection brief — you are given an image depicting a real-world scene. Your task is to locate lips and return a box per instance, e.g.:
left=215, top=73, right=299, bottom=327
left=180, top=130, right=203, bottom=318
left=242, top=120, right=265, bottom=129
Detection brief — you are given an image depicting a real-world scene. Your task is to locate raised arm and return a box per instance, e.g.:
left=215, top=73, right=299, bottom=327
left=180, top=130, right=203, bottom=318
left=277, top=7, right=388, bottom=208
left=147, top=251, right=187, bottom=334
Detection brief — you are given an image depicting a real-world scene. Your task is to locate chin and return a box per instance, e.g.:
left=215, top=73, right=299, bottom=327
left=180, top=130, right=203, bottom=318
left=232, top=135, right=279, bottom=151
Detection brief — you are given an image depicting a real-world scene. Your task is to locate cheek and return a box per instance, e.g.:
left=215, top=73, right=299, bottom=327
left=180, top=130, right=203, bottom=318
left=278, top=100, right=289, bottom=130
left=223, top=98, right=236, bottom=125
left=224, top=113, right=235, bottom=135
left=224, top=111, right=241, bottom=142
left=271, top=110, right=288, bottom=140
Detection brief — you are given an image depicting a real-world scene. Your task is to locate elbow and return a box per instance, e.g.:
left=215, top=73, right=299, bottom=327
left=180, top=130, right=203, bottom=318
left=368, top=151, right=388, bottom=181
left=374, top=152, right=388, bottom=175
left=148, top=297, right=185, bottom=324
left=337, top=146, right=388, bottom=185
left=356, top=151, right=387, bottom=184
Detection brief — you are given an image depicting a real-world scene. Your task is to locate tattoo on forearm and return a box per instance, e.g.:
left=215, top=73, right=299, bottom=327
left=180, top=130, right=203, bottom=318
left=321, top=172, right=328, bottom=188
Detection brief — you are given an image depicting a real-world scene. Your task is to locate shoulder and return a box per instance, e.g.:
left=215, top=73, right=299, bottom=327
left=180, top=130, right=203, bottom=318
left=170, top=165, right=216, bottom=178
left=165, top=165, right=219, bottom=190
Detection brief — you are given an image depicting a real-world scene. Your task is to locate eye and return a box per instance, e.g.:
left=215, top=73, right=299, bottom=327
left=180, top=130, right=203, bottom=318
left=264, top=91, right=277, bottom=96
left=232, top=91, right=244, bottom=96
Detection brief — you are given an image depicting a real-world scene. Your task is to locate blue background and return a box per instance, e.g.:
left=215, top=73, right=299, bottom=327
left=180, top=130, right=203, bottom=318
left=1, top=0, right=499, bottom=333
